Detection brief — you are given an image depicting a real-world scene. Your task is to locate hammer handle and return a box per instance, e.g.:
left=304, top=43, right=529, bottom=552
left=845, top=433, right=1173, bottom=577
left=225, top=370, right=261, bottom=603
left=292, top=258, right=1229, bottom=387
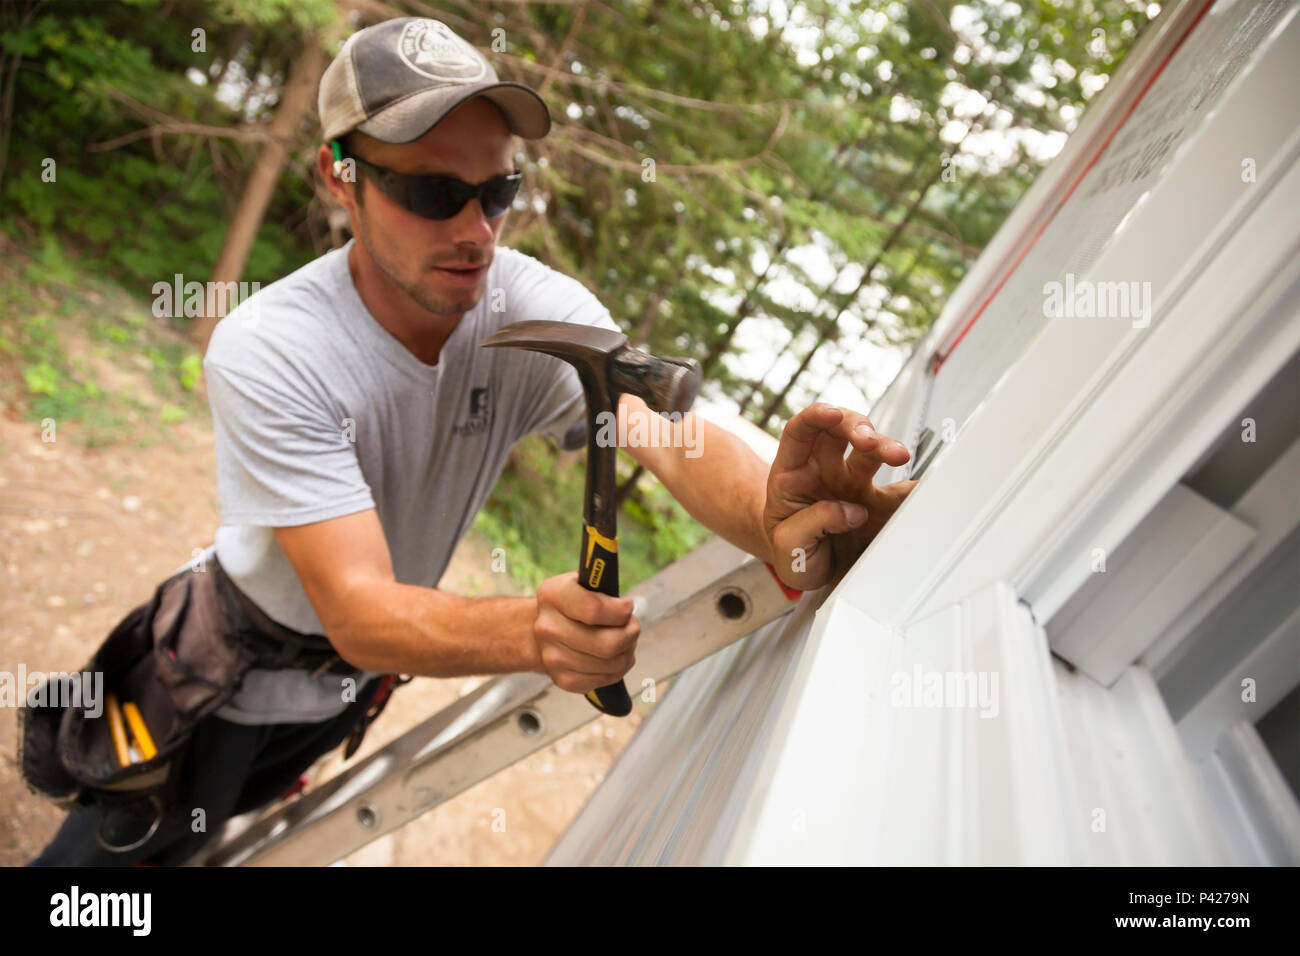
left=579, top=523, right=633, bottom=717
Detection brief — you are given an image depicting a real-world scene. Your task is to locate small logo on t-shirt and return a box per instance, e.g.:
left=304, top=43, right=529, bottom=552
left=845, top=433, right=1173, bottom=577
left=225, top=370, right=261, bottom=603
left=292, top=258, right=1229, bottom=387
left=453, top=386, right=492, bottom=437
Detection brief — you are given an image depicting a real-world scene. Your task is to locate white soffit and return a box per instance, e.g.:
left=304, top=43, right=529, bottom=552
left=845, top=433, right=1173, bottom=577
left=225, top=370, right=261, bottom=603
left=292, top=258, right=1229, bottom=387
left=1048, top=483, right=1256, bottom=685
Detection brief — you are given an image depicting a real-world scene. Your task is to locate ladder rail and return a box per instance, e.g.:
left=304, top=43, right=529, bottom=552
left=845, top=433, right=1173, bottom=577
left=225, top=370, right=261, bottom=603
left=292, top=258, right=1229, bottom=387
left=184, top=537, right=803, bottom=866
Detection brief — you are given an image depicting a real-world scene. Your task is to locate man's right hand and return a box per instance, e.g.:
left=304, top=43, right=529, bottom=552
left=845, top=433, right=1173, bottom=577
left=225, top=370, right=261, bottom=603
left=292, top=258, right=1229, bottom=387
left=532, top=571, right=640, bottom=694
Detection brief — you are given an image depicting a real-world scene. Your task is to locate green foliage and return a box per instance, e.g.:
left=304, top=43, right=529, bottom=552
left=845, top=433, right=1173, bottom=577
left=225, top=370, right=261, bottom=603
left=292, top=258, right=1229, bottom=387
left=22, top=360, right=60, bottom=396
left=0, top=248, right=208, bottom=447
left=178, top=352, right=203, bottom=391
left=7, top=311, right=124, bottom=443
left=25, top=232, right=79, bottom=285
left=1, top=0, right=327, bottom=307
left=621, top=481, right=713, bottom=574
left=140, top=340, right=205, bottom=394
left=208, top=0, right=336, bottom=30
left=473, top=436, right=710, bottom=591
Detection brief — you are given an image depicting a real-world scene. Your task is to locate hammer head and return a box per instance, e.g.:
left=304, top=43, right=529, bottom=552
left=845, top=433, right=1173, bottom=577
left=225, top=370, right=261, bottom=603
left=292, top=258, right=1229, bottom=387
left=480, top=319, right=700, bottom=415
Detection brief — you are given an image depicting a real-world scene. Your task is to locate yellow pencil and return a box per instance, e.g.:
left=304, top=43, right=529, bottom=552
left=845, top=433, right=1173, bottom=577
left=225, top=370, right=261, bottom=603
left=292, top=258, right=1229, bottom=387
left=122, top=701, right=157, bottom=761
left=105, top=692, right=131, bottom=767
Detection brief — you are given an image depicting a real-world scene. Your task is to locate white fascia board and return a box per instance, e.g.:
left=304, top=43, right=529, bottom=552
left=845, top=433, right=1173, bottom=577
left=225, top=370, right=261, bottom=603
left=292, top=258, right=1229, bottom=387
left=873, top=584, right=1082, bottom=865
left=821, top=9, right=1300, bottom=637
left=722, top=597, right=902, bottom=865
left=724, top=580, right=1229, bottom=865
left=1056, top=664, right=1231, bottom=864
left=726, top=583, right=1080, bottom=865
left=712, top=11, right=1299, bottom=865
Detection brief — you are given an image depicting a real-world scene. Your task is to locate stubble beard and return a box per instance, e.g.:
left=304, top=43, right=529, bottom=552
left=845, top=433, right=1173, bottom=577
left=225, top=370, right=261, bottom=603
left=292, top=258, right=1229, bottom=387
left=355, top=206, right=489, bottom=317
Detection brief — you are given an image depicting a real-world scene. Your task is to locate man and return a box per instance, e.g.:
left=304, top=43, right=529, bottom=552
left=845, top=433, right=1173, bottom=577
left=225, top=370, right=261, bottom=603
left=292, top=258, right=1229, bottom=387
left=31, top=17, right=915, bottom=865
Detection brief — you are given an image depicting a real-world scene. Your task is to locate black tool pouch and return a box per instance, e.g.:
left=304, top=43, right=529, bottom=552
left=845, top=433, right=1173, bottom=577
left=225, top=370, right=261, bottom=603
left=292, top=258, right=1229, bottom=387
left=18, top=560, right=256, bottom=852
left=16, top=556, right=347, bottom=854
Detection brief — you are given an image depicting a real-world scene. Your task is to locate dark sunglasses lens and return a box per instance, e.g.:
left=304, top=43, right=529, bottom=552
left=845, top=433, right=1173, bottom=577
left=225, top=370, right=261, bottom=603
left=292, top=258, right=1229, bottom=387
left=408, top=179, right=472, bottom=220
left=397, top=174, right=522, bottom=221
left=480, top=176, right=521, bottom=218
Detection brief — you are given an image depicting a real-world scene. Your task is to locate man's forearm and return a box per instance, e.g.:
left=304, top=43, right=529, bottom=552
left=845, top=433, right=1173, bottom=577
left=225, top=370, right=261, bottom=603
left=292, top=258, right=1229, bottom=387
left=330, top=414, right=777, bottom=674
left=330, top=580, right=542, bottom=677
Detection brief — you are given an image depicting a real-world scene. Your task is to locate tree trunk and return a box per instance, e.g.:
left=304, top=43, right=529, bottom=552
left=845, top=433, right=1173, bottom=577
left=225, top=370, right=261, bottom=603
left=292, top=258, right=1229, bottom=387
left=753, top=134, right=969, bottom=431
left=698, top=124, right=874, bottom=385
left=195, top=34, right=325, bottom=351
left=698, top=235, right=789, bottom=376
left=737, top=341, right=792, bottom=416
left=814, top=165, right=986, bottom=391
left=633, top=280, right=670, bottom=347
left=756, top=322, right=828, bottom=430
left=615, top=463, right=645, bottom=508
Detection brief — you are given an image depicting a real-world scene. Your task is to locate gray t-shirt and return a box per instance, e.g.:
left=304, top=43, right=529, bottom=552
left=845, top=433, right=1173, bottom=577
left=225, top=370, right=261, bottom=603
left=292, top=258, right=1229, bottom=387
left=200, top=241, right=618, bottom=724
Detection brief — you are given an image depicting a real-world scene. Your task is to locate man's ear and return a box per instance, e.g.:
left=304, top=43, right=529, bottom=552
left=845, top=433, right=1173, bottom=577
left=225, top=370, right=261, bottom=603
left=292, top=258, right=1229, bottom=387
left=319, top=141, right=361, bottom=215
left=318, top=142, right=339, bottom=187
left=316, top=141, right=360, bottom=243
left=323, top=139, right=356, bottom=186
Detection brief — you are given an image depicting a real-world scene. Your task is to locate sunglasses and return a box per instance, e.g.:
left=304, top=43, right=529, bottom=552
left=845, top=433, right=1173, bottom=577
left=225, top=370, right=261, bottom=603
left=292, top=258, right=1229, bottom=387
left=332, top=141, right=522, bottom=221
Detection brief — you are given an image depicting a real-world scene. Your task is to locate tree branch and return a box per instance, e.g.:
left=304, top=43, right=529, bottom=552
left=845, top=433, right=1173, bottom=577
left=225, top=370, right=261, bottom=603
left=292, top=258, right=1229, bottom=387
left=86, top=87, right=286, bottom=151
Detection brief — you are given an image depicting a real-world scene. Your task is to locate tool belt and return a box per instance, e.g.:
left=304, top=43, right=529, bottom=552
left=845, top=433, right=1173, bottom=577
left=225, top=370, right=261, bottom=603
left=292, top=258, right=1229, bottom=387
left=17, top=554, right=365, bottom=853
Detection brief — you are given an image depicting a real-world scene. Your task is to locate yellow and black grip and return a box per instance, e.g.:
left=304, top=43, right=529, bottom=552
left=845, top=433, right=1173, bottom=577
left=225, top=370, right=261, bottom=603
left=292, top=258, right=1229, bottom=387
left=579, top=524, right=633, bottom=717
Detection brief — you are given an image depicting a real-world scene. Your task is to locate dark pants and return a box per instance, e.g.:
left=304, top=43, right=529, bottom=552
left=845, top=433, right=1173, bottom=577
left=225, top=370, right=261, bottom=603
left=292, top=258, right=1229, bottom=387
left=28, top=679, right=380, bottom=867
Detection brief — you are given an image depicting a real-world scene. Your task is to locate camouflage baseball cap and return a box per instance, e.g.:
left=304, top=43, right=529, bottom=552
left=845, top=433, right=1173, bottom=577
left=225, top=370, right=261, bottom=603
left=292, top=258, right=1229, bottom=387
left=318, top=17, right=550, bottom=144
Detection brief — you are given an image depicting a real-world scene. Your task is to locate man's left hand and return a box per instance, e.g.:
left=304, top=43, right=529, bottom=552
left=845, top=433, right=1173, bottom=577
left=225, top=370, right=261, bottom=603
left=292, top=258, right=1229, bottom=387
left=762, top=402, right=918, bottom=591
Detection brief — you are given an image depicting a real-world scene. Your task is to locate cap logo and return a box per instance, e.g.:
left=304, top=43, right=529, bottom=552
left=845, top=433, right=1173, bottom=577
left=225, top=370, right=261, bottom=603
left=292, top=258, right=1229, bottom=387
left=397, top=19, right=487, bottom=83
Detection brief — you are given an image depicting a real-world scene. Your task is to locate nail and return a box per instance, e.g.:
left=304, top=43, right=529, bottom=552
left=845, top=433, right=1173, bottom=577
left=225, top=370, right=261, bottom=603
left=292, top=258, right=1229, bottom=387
left=854, top=422, right=876, bottom=440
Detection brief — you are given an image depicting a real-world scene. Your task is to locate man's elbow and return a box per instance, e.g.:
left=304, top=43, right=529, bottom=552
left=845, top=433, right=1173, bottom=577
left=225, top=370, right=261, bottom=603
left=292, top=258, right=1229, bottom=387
left=322, top=626, right=379, bottom=674
left=314, top=576, right=392, bottom=673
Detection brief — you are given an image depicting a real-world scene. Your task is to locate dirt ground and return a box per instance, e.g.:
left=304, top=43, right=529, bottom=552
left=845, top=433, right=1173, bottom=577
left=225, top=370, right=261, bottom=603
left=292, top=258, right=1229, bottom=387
left=0, top=344, right=645, bottom=867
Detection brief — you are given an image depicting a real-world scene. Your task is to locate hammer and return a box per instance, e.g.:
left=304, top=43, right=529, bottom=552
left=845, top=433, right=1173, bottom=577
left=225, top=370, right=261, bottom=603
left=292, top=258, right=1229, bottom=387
left=481, top=320, right=701, bottom=716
